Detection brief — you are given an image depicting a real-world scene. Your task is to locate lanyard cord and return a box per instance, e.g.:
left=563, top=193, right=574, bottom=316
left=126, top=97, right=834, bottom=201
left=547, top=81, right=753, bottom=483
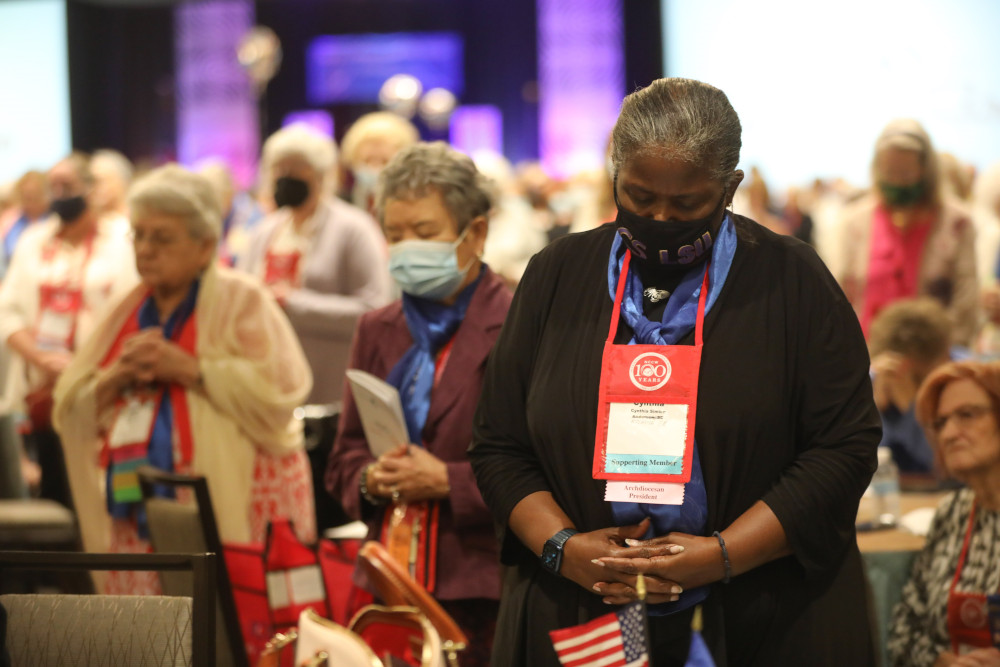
left=607, top=250, right=710, bottom=346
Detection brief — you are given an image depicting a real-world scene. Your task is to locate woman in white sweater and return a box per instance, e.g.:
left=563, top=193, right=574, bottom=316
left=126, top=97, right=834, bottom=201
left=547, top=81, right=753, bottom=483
left=54, top=164, right=315, bottom=594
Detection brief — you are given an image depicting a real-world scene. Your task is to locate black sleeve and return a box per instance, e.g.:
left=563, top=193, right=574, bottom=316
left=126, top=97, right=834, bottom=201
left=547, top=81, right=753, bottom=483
left=0, top=600, right=9, bottom=667
left=469, top=250, right=557, bottom=563
left=761, top=251, right=882, bottom=577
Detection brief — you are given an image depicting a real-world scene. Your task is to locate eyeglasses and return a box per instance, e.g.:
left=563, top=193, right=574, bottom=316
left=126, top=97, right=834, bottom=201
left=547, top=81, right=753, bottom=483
left=129, top=230, right=182, bottom=248
left=931, top=404, right=993, bottom=434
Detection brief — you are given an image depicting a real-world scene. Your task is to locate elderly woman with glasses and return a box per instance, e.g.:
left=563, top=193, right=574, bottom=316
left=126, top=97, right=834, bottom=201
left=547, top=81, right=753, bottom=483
left=887, top=361, right=1000, bottom=667
left=326, top=142, right=512, bottom=666
left=53, top=164, right=315, bottom=594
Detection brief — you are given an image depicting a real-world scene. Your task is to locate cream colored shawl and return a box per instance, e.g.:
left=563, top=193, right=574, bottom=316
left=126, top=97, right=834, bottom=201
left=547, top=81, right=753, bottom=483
left=53, top=264, right=313, bottom=560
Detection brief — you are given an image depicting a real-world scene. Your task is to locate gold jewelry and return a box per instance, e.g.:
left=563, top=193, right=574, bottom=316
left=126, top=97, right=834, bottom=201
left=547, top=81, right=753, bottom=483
left=359, top=463, right=386, bottom=506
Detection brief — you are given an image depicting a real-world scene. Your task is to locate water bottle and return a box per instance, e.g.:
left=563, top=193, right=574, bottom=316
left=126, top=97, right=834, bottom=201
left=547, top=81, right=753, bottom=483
left=872, top=447, right=901, bottom=527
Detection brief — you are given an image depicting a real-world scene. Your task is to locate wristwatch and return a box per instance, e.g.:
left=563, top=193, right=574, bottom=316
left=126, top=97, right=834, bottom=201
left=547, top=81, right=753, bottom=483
left=359, top=462, right=386, bottom=506
left=540, top=528, right=579, bottom=574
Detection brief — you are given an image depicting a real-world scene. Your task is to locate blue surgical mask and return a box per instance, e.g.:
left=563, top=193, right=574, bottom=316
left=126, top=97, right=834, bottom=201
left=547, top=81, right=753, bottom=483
left=388, top=229, right=474, bottom=300
left=353, top=166, right=381, bottom=190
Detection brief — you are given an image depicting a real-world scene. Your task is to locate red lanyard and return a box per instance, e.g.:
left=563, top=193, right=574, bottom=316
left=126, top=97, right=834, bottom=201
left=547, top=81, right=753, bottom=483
left=35, top=234, right=96, bottom=350
left=947, top=500, right=1000, bottom=653
left=99, top=293, right=198, bottom=468
left=951, top=502, right=980, bottom=594
left=40, top=232, right=96, bottom=284
left=606, top=250, right=708, bottom=347
left=591, top=251, right=709, bottom=484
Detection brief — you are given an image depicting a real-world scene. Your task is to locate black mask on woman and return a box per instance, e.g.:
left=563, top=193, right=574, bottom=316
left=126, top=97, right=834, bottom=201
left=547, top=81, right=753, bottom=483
left=274, top=177, right=310, bottom=209
left=879, top=181, right=924, bottom=208
left=50, top=195, right=87, bottom=224
left=614, top=189, right=728, bottom=270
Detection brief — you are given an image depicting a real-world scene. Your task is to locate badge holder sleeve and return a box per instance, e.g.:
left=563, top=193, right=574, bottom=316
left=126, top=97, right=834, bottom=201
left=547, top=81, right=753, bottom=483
left=591, top=250, right=707, bottom=485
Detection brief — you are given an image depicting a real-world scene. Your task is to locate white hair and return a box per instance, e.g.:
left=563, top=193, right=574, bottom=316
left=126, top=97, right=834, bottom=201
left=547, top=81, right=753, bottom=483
left=261, top=124, right=337, bottom=177
left=472, top=149, right=514, bottom=189
left=91, top=149, right=134, bottom=185
left=196, top=159, right=235, bottom=212
left=340, top=112, right=419, bottom=168
left=128, top=164, right=222, bottom=241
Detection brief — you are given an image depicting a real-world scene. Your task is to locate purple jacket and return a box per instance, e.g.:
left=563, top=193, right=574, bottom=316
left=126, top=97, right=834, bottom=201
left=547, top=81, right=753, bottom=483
left=325, top=267, right=512, bottom=601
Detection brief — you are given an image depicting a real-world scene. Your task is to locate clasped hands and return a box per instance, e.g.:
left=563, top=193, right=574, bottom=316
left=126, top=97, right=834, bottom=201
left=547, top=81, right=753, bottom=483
left=562, top=517, right=726, bottom=605
left=97, top=328, right=200, bottom=409
left=365, top=443, right=450, bottom=504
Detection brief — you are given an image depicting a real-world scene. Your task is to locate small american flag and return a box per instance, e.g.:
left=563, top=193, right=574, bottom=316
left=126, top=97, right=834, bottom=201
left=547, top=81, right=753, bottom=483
left=549, top=600, right=650, bottom=667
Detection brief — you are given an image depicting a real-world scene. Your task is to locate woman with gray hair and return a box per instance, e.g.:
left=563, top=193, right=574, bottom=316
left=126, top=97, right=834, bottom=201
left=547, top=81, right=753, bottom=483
left=53, top=164, right=315, bottom=595
left=469, top=78, right=881, bottom=665
left=838, top=119, right=978, bottom=345
left=239, top=123, right=390, bottom=405
left=327, top=141, right=512, bottom=666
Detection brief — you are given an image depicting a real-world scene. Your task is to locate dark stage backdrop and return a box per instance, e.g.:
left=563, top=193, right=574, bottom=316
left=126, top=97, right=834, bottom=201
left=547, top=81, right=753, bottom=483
left=67, top=0, right=177, bottom=164
left=256, top=0, right=540, bottom=164
left=65, top=0, right=661, bottom=168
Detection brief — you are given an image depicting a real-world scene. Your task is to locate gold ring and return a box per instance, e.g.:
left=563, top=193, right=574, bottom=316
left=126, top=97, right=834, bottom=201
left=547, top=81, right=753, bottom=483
left=391, top=488, right=401, bottom=502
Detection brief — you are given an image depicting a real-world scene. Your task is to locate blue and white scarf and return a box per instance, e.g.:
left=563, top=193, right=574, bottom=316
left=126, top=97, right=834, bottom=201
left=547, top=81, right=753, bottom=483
left=604, top=215, right=737, bottom=613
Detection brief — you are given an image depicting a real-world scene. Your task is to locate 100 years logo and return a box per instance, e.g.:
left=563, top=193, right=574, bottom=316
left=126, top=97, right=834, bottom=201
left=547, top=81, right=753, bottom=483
left=628, top=352, right=671, bottom=391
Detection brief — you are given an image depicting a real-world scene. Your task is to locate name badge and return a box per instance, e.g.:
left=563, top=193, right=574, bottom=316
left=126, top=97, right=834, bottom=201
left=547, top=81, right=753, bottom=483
left=593, top=344, right=701, bottom=485
left=604, top=402, right=687, bottom=475
left=264, top=251, right=301, bottom=286
left=593, top=250, right=707, bottom=489
left=604, top=481, right=685, bottom=505
left=108, top=396, right=157, bottom=449
left=36, top=309, right=76, bottom=350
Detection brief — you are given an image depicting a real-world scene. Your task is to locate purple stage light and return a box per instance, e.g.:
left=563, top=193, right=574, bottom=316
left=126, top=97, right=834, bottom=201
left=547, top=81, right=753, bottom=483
left=537, top=0, right=624, bottom=177
left=175, top=0, right=260, bottom=189
left=450, top=105, right=503, bottom=157
left=307, top=32, right=464, bottom=106
left=283, top=111, right=335, bottom=138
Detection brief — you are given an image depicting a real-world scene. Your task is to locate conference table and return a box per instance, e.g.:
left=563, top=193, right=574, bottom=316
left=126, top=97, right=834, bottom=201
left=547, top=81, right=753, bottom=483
left=857, top=489, right=949, bottom=667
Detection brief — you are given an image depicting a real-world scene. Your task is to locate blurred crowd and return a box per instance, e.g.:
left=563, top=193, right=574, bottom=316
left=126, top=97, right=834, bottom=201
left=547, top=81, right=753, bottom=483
left=0, top=108, right=998, bottom=663
left=0, top=112, right=1000, bottom=497
left=2, top=114, right=1000, bottom=496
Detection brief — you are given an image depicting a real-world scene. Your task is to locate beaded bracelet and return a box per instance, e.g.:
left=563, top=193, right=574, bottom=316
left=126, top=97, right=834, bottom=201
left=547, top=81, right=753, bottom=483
left=359, top=463, right=387, bottom=506
left=713, top=530, right=732, bottom=584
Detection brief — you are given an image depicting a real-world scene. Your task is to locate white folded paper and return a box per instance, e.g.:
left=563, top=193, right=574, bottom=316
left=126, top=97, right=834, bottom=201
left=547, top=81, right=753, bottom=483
left=346, top=369, right=409, bottom=457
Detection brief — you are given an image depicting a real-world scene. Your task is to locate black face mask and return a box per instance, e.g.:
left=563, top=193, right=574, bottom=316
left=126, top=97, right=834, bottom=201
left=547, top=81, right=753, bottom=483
left=614, top=186, right=728, bottom=271
left=273, top=177, right=310, bottom=209
left=879, top=181, right=924, bottom=208
left=50, top=195, right=87, bottom=225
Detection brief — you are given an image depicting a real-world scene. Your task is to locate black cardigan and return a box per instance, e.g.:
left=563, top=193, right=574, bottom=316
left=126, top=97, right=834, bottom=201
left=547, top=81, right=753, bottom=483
left=470, top=215, right=881, bottom=666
